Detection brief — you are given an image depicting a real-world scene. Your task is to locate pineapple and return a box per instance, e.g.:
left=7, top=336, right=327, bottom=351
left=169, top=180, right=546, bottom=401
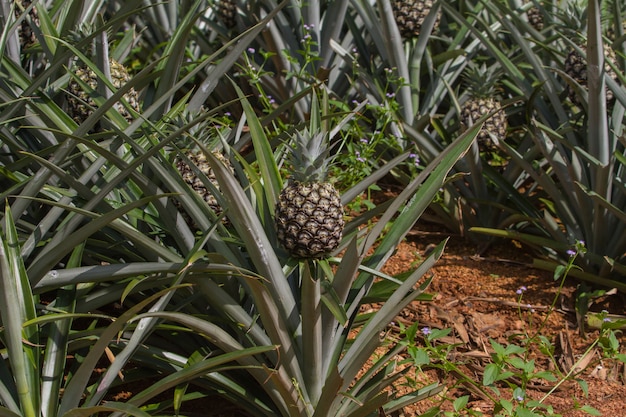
left=176, top=149, right=233, bottom=221
left=14, top=0, right=39, bottom=49
left=215, top=0, right=237, bottom=29
left=524, top=1, right=544, bottom=31
left=564, top=44, right=619, bottom=105
left=275, top=129, right=344, bottom=259
left=461, top=63, right=508, bottom=150
left=66, top=58, right=140, bottom=127
left=391, top=0, right=441, bottom=39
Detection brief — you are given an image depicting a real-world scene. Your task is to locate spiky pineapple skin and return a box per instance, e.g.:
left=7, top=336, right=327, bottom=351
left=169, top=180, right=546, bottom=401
left=275, top=181, right=344, bottom=259
left=216, top=0, right=237, bottom=29
left=461, top=97, right=507, bottom=148
left=564, top=45, right=618, bottom=105
left=67, top=58, right=140, bottom=126
left=526, top=6, right=544, bottom=31
left=14, top=0, right=39, bottom=49
left=176, top=150, right=232, bottom=218
left=391, top=0, right=440, bottom=39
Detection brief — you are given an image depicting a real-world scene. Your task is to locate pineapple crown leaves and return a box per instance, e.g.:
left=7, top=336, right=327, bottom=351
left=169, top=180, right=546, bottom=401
left=462, top=62, right=501, bottom=99
left=285, top=87, right=366, bottom=184
left=288, top=127, right=332, bottom=183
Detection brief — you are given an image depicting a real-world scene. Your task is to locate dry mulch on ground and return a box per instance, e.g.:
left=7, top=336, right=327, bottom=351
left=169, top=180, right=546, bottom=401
left=381, top=222, right=626, bottom=416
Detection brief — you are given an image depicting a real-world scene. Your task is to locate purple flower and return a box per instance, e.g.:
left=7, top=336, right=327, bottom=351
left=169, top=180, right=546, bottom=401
left=421, top=327, right=431, bottom=336
left=516, top=286, right=527, bottom=295
left=386, top=92, right=395, bottom=98
left=360, top=138, right=369, bottom=144
left=247, top=47, right=255, bottom=54
left=566, top=249, right=576, bottom=257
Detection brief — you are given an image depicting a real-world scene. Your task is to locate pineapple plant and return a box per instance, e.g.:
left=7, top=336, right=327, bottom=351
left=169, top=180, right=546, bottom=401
left=564, top=43, right=619, bottom=105
left=391, top=0, right=441, bottom=39
left=66, top=58, right=141, bottom=127
left=275, top=126, right=345, bottom=259
left=461, top=63, right=508, bottom=151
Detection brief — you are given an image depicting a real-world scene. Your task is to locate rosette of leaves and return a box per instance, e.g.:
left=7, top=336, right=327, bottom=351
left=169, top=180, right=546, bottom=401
left=468, top=0, right=626, bottom=288
left=1, top=75, right=479, bottom=417
left=0, top=2, right=291, bottom=414
left=118, top=86, right=480, bottom=416
left=336, top=0, right=541, bottom=243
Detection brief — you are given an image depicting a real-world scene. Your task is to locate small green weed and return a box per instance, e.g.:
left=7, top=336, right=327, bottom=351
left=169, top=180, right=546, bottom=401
left=398, top=241, right=624, bottom=416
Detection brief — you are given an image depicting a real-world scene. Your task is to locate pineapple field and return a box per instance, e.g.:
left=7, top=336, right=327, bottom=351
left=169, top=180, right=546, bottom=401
left=1, top=0, right=626, bottom=416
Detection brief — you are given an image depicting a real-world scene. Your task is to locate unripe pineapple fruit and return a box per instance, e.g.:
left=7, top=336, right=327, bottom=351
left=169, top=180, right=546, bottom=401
left=564, top=44, right=619, bottom=105
left=461, top=63, right=508, bottom=150
left=275, top=129, right=344, bottom=259
left=276, top=181, right=344, bottom=259
left=14, top=0, right=39, bottom=49
left=525, top=1, right=544, bottom=31
left=216, top=0, right=237, bottom=29
left=176, top=150, right=233, bottom=219
left=391, top=0, right=441, bottom=39
left=67, top=58, right=140, bottom=126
